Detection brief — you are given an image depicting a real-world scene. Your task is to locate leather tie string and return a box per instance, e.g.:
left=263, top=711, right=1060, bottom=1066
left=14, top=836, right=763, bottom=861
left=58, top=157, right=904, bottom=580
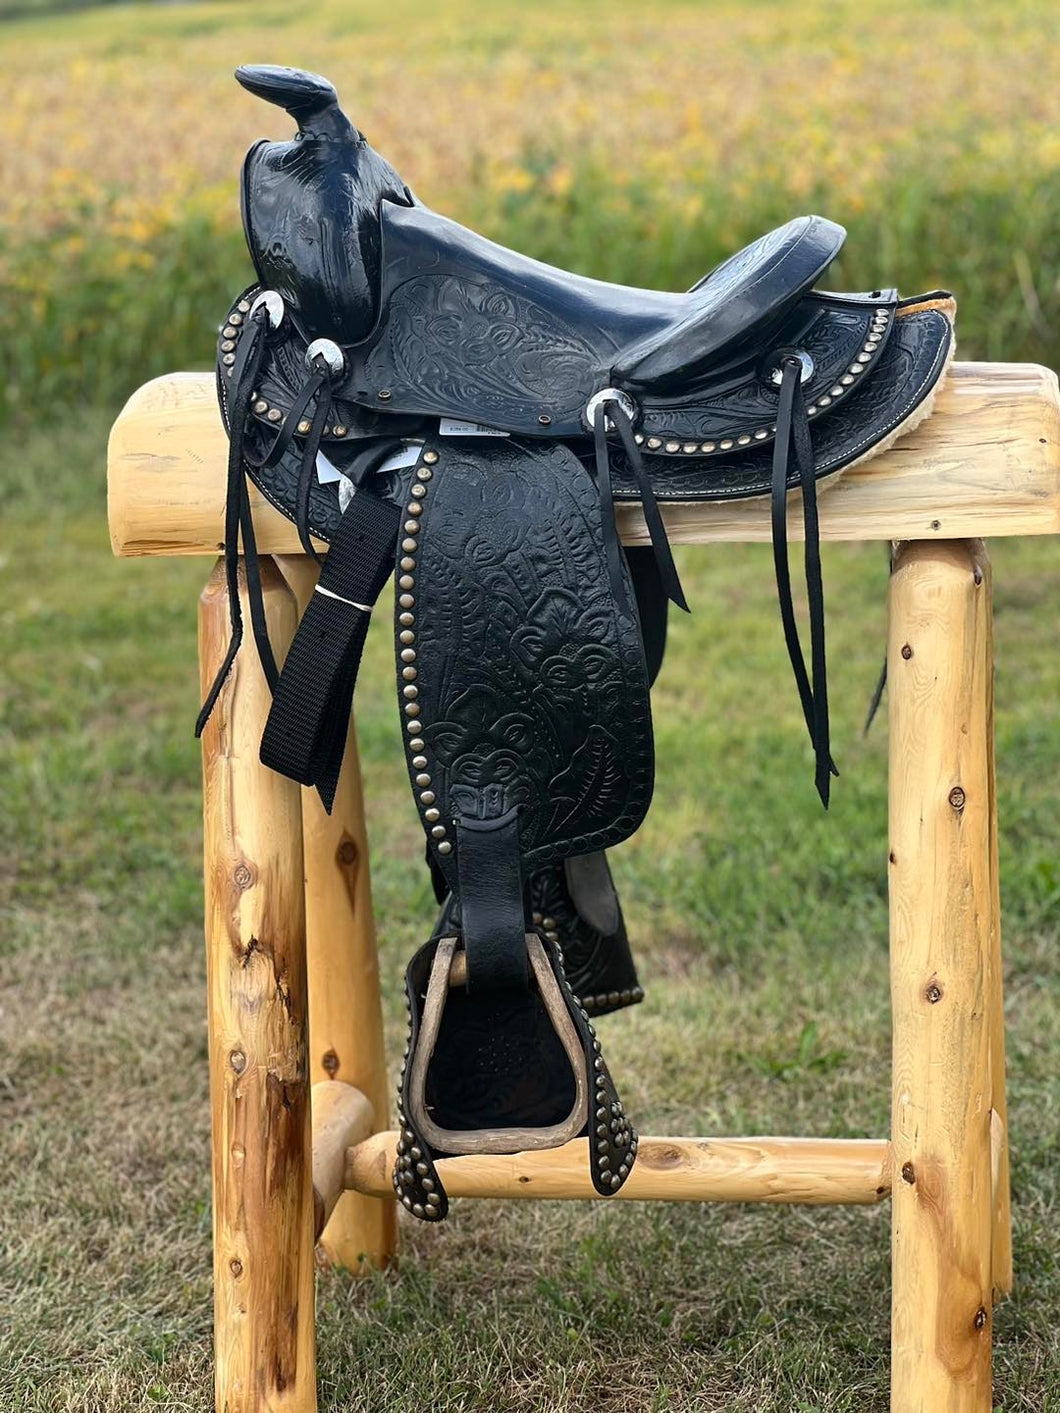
left=592, top=399, right=688, bottom=614
left=771, top=357, right=838, bottom=807
left=196, top=307, right=277, bottom=735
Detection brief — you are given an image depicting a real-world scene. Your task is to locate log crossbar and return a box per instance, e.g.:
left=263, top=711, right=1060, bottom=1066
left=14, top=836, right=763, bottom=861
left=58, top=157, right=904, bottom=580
left=108, top=363, right=1060, bottom=557
left=345, top=1132, right=892, bottom=1205
left=106, top=360, right=1049, bottom=1413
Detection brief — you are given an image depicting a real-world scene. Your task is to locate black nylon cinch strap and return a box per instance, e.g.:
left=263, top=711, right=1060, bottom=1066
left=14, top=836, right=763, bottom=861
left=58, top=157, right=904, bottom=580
left=260, top=489, right=401, bottom=811
left=455, top=807, right=528, bottom=993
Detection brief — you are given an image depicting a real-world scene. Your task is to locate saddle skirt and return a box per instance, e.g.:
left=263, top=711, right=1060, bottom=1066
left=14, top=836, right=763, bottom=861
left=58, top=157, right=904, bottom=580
left=205, top=64, right=955, bottom=1222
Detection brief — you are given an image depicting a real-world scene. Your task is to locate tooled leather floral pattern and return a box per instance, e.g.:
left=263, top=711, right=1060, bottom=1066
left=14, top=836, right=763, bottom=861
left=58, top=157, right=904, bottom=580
left=637, top=301, right=892, bottom=442
left=365, top=276, right=602, bottom=422
left=406, top=439, right=652, bottom=885
left=602, top=308, right=953, bottom=501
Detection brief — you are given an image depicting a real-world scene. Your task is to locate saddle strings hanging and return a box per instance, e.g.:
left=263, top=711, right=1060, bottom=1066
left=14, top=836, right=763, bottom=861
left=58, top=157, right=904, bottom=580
left=592, top=398, right=689, bottom=614
left=195, top=318, right=337, bottom=735
left=771, top=356, right=838, bottom=807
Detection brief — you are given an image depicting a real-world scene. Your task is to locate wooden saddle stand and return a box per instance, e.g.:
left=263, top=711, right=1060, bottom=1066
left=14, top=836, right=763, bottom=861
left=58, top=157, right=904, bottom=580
left=108, top=360, right=1060, bottom=1412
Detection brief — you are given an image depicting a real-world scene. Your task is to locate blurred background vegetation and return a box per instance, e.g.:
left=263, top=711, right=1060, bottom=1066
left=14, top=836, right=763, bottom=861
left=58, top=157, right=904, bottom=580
left=1, top=3, right=1058, bottom=1411
left=3, top=0, right=1060, bottom=425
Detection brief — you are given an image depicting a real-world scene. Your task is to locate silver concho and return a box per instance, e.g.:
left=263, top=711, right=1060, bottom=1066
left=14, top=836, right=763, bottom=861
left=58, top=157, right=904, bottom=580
left=305, top=337, right=346, bottom=378
left=766, top=349, right=815, bottom=387
left=249, top=289, right=285, bottom=330
left=583, top=386, right=639, bottom=434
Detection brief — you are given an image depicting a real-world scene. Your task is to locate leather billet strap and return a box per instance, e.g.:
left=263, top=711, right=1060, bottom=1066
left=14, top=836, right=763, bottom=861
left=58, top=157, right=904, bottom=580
left=455, top=807, right=528, bottom=992
left=259, top=488, right=401, bottom=811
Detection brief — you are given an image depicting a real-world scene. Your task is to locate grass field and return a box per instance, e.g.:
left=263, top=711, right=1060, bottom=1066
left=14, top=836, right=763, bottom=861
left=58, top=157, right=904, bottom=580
left=2, top=1, right=1059, bottom=1410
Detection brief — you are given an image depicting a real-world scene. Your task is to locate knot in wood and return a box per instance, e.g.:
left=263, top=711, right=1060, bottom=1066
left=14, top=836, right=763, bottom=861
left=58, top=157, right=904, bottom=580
left=900, top=643, right=913, bottom=660
left=233, top=863, right=253, bottom=890
left=948, top=786, right=966, bottom=810
left=974, top=1306, right=988, bottom=1331
left=322, top=1048, right=340, bottom=1078
left=925, top=982, right=943, bottom=1004
left=901, top=1161, right=916, bottom=1185
left=337, top=839, right=358, bottom=867
left=229, top=1049, right=247, bottom=1074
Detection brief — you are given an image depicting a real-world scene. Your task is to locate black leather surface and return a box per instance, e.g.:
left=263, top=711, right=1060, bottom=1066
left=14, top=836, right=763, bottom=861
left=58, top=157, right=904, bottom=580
left=456, top=808, right=529, bottom=993
left=236, top=65, right=413, bottom=345
left=218, top=291, right=949, bottom=544
left=396, top=438, right=654, bottom=888
left=343, top=204, right=847, bottom=430
left=435, top=851, right=644, bottom=1017
left=602, top=306, right=954, bottom=501
left=221, top=66, right=954, bottom=547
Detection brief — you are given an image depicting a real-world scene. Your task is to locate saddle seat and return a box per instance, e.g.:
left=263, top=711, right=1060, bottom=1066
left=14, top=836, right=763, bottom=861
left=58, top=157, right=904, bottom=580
left=330, top=203, right=847, bottom=411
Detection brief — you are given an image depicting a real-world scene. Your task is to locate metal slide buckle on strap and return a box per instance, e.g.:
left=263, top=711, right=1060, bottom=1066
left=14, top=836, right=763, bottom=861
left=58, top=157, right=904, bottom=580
left=314, top=583, right=372, bottom=612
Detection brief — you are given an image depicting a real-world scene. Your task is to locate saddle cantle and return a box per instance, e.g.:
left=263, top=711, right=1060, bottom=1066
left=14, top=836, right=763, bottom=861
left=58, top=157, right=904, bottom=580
left=201, top=64, right=955, bottom=1221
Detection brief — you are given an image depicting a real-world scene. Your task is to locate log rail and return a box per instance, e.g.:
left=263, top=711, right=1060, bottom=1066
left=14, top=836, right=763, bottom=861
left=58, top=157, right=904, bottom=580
left=344, top=1131, right=892, bottom=1205
left=108, top=362, right=1060, bottom=557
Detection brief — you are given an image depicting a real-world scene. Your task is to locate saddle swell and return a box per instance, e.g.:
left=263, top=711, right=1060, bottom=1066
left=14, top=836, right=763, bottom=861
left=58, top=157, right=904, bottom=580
left=206, top=64, right=956, bottom=1222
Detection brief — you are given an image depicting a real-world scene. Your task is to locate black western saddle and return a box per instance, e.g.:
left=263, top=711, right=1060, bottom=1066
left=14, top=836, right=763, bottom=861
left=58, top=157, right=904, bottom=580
left=201, top=65, right=955, bottom=1222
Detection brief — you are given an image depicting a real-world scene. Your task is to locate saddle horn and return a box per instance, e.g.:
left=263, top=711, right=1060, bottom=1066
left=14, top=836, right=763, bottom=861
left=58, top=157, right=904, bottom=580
left=235, top=64, right=356, bottom=140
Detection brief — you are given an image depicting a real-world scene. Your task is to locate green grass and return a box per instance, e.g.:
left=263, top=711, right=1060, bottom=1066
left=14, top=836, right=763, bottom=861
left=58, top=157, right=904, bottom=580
left=1, top=412, right=1058, bottom=1411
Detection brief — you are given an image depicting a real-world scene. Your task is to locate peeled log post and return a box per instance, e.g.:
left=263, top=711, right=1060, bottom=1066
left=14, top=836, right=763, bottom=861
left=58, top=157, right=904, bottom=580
left=199, top=558, right=316, bottom=1413
left=346, top=1133, right=892, bottom=1205
left=311, top=1082, right=374, bottom=1240
left=983, top=563, right=1013, bottom=1299
left=888, top=540, right=994, bottom=1413
left=276, top=555, right=397, bottom=1272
